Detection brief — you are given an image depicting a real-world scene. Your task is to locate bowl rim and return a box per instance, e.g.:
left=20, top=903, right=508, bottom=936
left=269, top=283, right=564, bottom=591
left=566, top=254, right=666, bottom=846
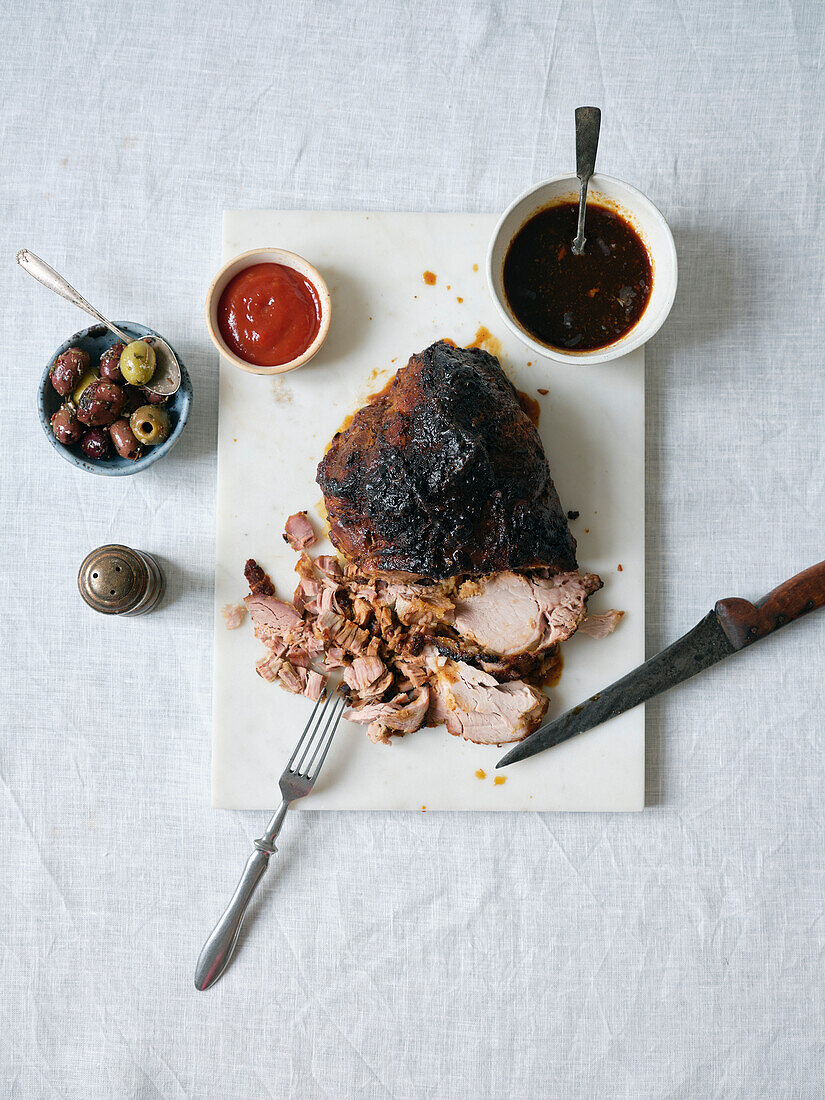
left=486, top=172, right=678, bottom=364
left=204, top=246, right=332, bottom=376
left=38, top=322, right=192, bottom=477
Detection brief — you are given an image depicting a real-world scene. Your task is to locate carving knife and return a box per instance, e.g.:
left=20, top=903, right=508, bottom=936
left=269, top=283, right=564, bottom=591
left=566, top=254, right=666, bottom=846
left=497, top=560, right=825, bottom=769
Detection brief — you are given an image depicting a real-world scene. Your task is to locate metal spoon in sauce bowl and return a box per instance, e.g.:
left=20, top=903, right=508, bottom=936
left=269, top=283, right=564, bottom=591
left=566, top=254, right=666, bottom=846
left=571, top=106, right=601, bottom=257
left=16, top=249, right=181, bottom=396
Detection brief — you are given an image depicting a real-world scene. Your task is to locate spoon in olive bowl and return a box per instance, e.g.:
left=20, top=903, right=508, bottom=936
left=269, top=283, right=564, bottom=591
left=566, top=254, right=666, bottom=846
left=571, top=106, right=601, bottom=257
left=16, top=249, right=181, bottom=396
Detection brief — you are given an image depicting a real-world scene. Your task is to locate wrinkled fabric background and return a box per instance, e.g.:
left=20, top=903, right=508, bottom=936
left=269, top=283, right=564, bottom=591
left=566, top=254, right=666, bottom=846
left=1, top=1, right=824, bottom=1097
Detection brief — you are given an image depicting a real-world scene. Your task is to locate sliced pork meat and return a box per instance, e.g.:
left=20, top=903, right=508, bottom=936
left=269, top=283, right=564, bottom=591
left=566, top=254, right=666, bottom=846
left=242, top=486, right=615, bottom=748
left=294, top=575, right=322, bottom=612
left=278, top=661, right=306, bottom=694
left=284, top=511, right=317, bottom=551
left=578, top=609, right=625, bottom=639
left=222, top=602, right=247, bottom=630
left=304, top=669, right=326, bottom=701
left=315, top=555, right=343, bottom=580
left=452, top=570, right=601, bottom=657
left=323, top=645, right=347, bottom=669
left=287, top=646, right=311, bottom=668
left=428, top=656, right=548, bottom=744
left=313, top=611, right=371, bottom=655
left=256, top=655, right=282, bottom=682
left=343, top=655, right=388, bottom=694
left=382, top=582, right=455, bottom=627
left=248, top=598, right=308, bottom=642
left=426, top=677, right=452, bottom=727
left=344, top=686, right=430, bottom=744
left=313, top=586, right=341, bottom=615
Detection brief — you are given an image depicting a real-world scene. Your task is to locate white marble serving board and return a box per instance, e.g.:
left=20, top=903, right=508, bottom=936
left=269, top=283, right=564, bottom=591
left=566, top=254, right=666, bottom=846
left=212, top=211, right=645, bottom=811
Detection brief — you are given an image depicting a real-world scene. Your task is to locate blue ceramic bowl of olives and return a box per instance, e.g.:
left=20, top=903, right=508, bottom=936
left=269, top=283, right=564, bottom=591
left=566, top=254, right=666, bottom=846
left=38, top=322, right=192, bottom=476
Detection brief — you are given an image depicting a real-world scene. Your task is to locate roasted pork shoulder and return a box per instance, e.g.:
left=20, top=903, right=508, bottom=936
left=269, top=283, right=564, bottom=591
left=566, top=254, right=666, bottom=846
left=236, top=341, right=620, bottom=747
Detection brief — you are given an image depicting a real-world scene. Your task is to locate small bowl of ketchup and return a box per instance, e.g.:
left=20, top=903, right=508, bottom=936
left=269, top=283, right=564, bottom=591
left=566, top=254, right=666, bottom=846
left=205, top=248, right=331, bottom=375
left=487, top=174, right=677, bottom=365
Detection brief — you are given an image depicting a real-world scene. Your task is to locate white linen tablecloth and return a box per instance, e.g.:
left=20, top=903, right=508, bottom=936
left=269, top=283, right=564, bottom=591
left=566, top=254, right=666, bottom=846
left=1, top=1, right=823, bottom=1096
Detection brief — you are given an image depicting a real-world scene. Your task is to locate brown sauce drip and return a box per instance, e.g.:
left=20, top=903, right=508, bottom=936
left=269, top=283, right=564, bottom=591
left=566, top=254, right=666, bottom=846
left=467, top=326, right=502, bottom=359
left=503, top=202, right=652, bottom=352
left=541, top=647, right=563, bottom=688
left=517, top=390, right=540, bottom=427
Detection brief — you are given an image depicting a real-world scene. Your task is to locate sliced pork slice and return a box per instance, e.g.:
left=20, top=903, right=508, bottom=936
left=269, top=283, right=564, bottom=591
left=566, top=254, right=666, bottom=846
left=245, top=594, right=303, bottom=656
left=343, top=655, right=387, bottom=694
left=284, top=511, right=317, bottom=551
left=245, top=594, right=303, bottom=639
left=578, top=609, right=624, bottom=639
left=426, top=677, right=452, bottom=727
left=429, top=658, right=548, bottom=744
left=344, top=686, right=430, bottom=744
left=452, top=570, right=601, bottom=657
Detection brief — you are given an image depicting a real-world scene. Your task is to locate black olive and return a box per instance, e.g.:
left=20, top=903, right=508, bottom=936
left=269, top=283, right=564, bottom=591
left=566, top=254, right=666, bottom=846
left=76, top=379, right=126, bottom=427
left=80, top=427, right=110, bottom=460
left=99, top=342, right=126, bottom=381
left=50, top=405, right=83, bottom=445
left=50, top=347, right=89, bottom=397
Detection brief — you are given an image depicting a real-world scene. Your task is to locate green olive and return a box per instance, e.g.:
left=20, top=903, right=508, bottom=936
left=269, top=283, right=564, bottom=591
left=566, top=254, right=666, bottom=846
left=119, top=340, right=157, bottom=385
left=72, top=368, right=99, bottom=405
left=130, top=405, right=170, bottom=446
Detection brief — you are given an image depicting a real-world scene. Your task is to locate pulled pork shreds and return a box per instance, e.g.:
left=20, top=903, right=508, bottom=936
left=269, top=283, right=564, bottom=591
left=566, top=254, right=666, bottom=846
left=241, top=544, right=617, bottom=745
left=305, top=669, right=325, bottom=701
left=222, top=603, right=247, bottom=630
left=278, top=661, right=306, bottom=694
left=284, top=511, right=317, bottom=551
left=344, top=686, right=431, bottom=745
left=256, top=655, right=281, bottom=682
left=578, top=609, right=625, bottom=639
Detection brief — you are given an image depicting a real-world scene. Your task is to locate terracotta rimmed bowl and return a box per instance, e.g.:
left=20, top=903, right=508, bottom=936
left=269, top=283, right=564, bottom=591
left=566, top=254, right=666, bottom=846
left=205, top=247, right=332, bottom=376
left=487, top=173, right=677, bottom=365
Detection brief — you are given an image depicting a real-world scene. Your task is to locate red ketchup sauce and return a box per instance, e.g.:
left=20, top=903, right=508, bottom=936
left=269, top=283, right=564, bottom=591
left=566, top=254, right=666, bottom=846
left=217, top=262, right=322, bottom=367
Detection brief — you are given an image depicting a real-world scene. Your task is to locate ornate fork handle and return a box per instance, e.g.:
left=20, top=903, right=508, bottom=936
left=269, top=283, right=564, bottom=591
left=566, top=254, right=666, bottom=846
left=194, top=800, right=289, bottom=991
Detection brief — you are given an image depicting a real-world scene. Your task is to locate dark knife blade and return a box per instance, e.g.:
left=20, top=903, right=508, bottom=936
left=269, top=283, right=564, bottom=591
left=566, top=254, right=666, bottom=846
left=496, top=611, right=735, bottom=768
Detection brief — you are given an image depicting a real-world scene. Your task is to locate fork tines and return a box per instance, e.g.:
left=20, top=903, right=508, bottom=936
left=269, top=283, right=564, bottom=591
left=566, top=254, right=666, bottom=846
left=284, top=688, right=347, bottom=784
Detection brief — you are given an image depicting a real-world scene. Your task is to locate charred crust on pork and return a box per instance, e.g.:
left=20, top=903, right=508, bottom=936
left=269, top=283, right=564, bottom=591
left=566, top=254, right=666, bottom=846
left=317, top=340, right=578, bottom=579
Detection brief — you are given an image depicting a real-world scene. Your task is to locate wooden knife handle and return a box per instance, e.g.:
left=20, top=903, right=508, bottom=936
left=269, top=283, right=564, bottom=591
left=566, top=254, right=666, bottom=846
left=715, top=560, right=825, bottom=650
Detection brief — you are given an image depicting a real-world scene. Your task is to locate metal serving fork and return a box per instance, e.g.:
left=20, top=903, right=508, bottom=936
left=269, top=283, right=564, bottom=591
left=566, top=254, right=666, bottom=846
left=195, top=688, right=347, bottom=991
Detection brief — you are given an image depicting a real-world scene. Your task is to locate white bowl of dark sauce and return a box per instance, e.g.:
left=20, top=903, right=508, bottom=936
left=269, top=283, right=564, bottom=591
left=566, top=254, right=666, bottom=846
left=487, top=174, right=677, bottom=364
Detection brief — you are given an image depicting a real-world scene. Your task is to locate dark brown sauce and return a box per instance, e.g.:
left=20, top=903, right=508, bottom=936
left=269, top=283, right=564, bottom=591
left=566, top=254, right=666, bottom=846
left=542, top=648, right=563, bottom=688
left=516, top=390, right=540, bottom=427
left=503, top=202, right=652, bottom=352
